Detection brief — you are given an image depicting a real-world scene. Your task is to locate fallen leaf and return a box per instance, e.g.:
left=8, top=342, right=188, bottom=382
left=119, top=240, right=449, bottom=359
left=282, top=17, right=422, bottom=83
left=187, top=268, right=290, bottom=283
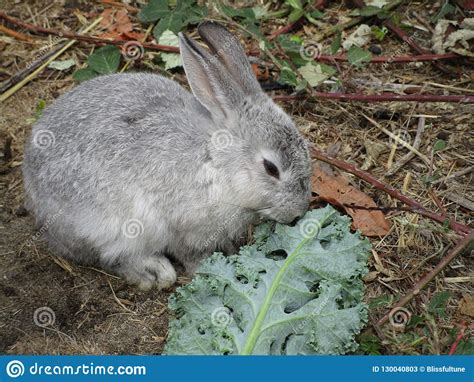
left=98, top=8, right=133, bottom=40
left=432, top=18, right=474, bottom=57
left=444, top=28, right=474, bottom=57
left=298, top=63, right=335, bottom=87
left=459, top=295, right=474, bottom=317
left=158, top=30, right=182, bottom=70
left=99, top=8, right=114, bottom=29
left=115, top=9, right=133, bottom=34
left=48, top=59, right=76, bottom=71
left=342, top=24, right=372, bottom=50
left=312, top=164, right=391, bottom=237
left=251, top=63, right=269, bottom=80
left=363, top=271, right=379, bottom=282
left=366, top=0, right=389, bottom=7
left=361, top=140, right=387, bottom=170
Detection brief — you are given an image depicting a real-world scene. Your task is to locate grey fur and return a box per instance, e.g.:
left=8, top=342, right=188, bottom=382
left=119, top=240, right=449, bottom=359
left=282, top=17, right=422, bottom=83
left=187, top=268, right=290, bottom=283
left=22, top=21, right=311, bottom=290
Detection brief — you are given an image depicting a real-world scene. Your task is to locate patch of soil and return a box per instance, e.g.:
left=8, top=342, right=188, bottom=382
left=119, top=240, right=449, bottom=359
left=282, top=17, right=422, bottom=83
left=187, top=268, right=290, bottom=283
left=0, top=196, right=175, bottom=355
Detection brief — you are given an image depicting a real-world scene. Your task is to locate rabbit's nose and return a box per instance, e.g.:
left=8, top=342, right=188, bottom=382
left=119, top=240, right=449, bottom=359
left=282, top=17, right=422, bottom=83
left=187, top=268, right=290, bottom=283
left=290, top=209, right=307, bottom=225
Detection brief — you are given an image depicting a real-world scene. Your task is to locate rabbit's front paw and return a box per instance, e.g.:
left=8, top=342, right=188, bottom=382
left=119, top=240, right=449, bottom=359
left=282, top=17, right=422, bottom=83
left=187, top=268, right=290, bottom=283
left=118, top=255, right=177, bottom=291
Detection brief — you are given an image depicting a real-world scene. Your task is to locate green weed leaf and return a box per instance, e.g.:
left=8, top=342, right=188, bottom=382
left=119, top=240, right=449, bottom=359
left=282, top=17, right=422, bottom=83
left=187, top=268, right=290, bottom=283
left=87, top=45, right=121, bottom=74
left=347, top=46, right=372, bottom=67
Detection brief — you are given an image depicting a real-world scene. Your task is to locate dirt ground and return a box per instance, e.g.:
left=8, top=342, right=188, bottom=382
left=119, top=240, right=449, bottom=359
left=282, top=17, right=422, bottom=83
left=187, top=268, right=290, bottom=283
left=1, top=1, right=473, bottom=355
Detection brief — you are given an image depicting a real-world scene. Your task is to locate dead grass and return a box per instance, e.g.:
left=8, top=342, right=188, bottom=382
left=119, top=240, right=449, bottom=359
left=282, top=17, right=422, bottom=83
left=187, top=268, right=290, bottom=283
left=0, top=0, right=473, bottom=355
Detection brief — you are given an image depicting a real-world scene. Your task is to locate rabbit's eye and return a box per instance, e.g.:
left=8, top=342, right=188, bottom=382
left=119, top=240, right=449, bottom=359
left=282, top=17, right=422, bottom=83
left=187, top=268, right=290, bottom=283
left=263, top=159, right=280, bottom=180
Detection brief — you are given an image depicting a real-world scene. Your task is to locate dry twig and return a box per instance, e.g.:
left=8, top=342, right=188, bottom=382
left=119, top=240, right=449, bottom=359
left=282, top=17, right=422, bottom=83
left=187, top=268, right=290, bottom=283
left=0, top=12, right=179, bottom=53
left=0, top=23, right=33, bottom=42
left=386, top=116, right=426, bottom=176
left=377, top=232, right=474, bottom=326
left=273, top=93, right=474, bottom=103
left=316, top=52, right=460, bottom=63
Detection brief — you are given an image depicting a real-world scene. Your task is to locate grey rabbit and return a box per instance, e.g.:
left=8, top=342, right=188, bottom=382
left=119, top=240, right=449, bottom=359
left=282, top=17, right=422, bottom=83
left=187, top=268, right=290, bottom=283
left=22, top=21, right=312, bottom=290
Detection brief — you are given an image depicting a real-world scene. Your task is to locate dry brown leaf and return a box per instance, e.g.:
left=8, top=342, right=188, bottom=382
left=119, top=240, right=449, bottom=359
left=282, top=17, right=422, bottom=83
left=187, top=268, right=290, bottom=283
left=98, top=8, right=133, bottom=39
left=99, top=8, right=114, bottom=29
left=459, top=294, right=474, bottom=317
left=312, top=164, right=391, bottom=237
left=115, top=9, right=133, bottom=34
left=251, top=63, right=269, bottom=80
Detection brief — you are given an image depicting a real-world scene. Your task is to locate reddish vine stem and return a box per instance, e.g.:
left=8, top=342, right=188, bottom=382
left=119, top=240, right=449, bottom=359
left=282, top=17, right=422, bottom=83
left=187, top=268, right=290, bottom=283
left=448, top=325, right=466, bottom=355
left=310, top=147, right=472, bottom=235
left=274, top=93, right=474, bottom=103
left=0, top=23, right=33, bottom=42
left=0, top=11, right=179, bottom=53
left=377, top=232, right=474, bottom=326
left=316, top=52, right=460, bottom=63
left=251, top=50, right=462, bottom=63
left=268, top=17, right=305, bottom=40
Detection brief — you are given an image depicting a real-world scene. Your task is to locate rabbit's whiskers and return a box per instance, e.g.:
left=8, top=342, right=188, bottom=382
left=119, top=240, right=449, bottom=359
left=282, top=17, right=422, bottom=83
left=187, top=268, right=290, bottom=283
left=205, top=198, right=273, bottom=215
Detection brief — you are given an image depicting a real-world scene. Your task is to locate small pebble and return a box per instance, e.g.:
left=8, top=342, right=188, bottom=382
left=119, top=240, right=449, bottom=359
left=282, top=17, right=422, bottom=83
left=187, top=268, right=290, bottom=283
left=369, top=45, right=382, bottom=55
left=15, top=206, right=28, bottom=217
left=436, top=131, right=449, bottom=140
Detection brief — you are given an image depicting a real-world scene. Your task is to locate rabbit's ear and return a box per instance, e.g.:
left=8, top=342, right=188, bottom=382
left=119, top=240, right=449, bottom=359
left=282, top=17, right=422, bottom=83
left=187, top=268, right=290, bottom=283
left=178, top=32, right=242, bottom=121
left=198, top=21, right=262, bottom=97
